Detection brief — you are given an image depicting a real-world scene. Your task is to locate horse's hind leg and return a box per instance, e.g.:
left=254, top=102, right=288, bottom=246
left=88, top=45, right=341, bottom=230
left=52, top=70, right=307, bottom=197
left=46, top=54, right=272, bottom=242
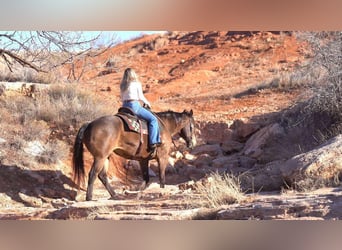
left=86, top=158, right=106, bottom=201
left=98, top=158, right=116, bottom=199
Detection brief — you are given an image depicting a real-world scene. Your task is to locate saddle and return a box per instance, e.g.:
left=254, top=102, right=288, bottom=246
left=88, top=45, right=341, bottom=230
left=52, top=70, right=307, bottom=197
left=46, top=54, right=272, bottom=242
left=115, top=107, right=148, bottom=135
left=115, top=107, right=160, bottom=157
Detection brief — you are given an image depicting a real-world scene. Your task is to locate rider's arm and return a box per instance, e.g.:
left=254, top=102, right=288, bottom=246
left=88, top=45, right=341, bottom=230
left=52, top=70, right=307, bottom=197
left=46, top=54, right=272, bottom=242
left=137, top=82, right=151, bottom=107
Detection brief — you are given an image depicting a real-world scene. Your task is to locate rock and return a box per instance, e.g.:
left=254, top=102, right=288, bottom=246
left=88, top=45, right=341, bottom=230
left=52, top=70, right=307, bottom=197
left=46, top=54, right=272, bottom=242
left=184, top=153, right=196, bottom=161
left=148, top=168, right=157, bottom=177
left=212, top=156, right=231, bottom=168
left=23, top=141, right=45, bottom=157
left=212, top=155, right=256, bottom=170
left=184, top=166, right=207, bottom=180
left=198, top=121, right=233, bottom=144
left=191, top=144, right=222, bottom=157
left=230, top=119, right=261, bottom=141
left=168, top=157, right=176, bottom=167
left=221, top=140, right=244, bottom=154
left=26, top=171, right=45, bottom=184
left=242, top=123, right=285, bottom=161
left=18, top=192, right=43, bottom=208
left=193, top=154, right=214, bottom=168
left=173, top=151, right=184, bottom=160
left=240, top=160, right=285, bottom=192
left=280, top=134, right=342, bottom=186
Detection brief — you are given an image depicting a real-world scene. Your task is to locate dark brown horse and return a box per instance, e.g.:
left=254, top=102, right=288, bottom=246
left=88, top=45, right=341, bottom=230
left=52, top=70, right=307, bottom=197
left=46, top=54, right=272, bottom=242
left=72, top=109, right=196, bottom=201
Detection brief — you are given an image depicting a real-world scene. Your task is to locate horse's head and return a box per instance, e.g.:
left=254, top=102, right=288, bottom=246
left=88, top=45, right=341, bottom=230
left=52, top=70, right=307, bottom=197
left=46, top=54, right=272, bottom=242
left=179, top=109, right=197, bottom=149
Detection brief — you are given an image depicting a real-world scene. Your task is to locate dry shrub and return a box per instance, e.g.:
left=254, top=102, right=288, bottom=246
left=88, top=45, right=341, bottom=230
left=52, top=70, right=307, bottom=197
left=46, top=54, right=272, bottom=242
left=37, top=84, right=113, bottom=128
left=1, top=83, right=113, bottom=132
left=36, top=140, right=69, bottom=164
left=269, top=67, right=324, bottom=91
left=21, top=121, right=50, bottom=141
left=194, top=172, right=245, bottom=208
left=280, top=32, right=342, bottom=146
left=0, top=83, right=113, bottom=168
left=105, top=55, right=121, bottom=69
left=0, top=65, right=57, bottom=84
left=153, top=37, right=169, bottom=50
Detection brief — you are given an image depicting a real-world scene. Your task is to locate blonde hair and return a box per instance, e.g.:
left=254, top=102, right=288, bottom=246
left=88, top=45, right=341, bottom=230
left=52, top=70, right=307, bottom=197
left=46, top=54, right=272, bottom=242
left=120, top=68, right=139, bottom=92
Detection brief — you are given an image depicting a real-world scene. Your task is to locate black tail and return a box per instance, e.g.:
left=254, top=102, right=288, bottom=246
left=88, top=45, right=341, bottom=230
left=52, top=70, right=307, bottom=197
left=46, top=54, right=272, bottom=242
left=72, top=122, right=89, bottom=188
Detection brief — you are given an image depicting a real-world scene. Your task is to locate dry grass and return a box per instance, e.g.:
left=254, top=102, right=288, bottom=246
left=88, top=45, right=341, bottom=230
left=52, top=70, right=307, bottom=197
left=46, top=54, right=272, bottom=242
left=37, top=84, right=113, bottom=128
left=0, top=64, right=58, bottom=84
left=2, top=84, right=113, bottom=128
left=193, top=172, right=245, bottom=208
left=0, top=83, right=114, bottom=168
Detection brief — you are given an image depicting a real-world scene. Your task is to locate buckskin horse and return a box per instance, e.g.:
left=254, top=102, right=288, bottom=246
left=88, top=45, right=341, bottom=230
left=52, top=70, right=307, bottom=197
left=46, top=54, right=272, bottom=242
left=72, top=109, right=196, bottom=201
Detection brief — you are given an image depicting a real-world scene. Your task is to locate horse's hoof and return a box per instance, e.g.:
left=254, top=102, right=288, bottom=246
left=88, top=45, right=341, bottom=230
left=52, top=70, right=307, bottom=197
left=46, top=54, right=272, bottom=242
left=139, top=183, right=147, bottom=191
left=160, top=183, right=165, bottom=188
left=109, top=194, right=125, bottom=200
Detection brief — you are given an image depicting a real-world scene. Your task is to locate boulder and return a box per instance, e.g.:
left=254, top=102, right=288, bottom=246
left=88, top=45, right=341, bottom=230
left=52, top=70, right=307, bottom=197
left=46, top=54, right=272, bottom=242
left=198, top=121, right=233, bottom=144
left=221, top=140, right=244, bottom=154
left=242, top=123, right=286, bottom=162
left=183, top=153, right=196, bottom=161
left=18, top=192, right=44, bottom=207
left=193, top=154, right=214, bottom=168
left=240, top=160, right=285, bottom=192
left=191, top=144, right=222, bottom=157
left=230, top=119, right=261, bottom=141
left=212, top=155, right=256, bottom=170
left=280, top=134, right=342, bottom=186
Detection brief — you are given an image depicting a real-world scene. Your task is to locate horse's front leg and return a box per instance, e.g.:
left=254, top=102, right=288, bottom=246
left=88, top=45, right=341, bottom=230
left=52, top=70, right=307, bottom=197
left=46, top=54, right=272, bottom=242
left=139, top=159, right=150, bottom=190
left=157, top=155, right=169, bottom=188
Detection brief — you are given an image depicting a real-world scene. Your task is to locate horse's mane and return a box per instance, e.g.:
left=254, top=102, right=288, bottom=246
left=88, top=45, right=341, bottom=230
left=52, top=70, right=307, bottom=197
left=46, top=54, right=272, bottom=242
left=156, top=110, right=188, bottom=117
left=156, top=109, right=177, bottom=116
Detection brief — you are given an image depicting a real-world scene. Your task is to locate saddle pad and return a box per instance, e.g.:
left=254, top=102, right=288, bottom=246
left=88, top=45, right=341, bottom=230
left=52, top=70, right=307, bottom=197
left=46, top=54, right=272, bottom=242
left=116, top=113, right=148, bottom=134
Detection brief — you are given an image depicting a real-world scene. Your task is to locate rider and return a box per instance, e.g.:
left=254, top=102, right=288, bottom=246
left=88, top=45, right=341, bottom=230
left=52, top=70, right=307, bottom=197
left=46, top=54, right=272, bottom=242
left=120, top=68, right=161, bottom=154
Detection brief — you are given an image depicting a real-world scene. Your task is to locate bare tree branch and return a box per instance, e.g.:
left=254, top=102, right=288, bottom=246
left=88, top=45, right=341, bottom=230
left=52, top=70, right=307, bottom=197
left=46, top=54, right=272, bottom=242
left=0, top=48, right=45, bottom=72
left=0, top=31, right=118, bottom=81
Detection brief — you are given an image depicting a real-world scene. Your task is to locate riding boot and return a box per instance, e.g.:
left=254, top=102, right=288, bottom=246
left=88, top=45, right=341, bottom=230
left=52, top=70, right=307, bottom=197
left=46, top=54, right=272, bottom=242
left=148, top=143, right=161, bottom=159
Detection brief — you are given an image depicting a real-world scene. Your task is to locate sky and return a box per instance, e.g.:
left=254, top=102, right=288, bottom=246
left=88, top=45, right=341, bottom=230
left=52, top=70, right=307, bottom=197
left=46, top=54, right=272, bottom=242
left=0, top=31, right=166, bottom=50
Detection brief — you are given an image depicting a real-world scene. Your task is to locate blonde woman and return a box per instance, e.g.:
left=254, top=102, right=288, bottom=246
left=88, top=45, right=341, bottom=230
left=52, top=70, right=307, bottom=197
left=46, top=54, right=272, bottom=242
left=120, top=68, right=161, bottom=153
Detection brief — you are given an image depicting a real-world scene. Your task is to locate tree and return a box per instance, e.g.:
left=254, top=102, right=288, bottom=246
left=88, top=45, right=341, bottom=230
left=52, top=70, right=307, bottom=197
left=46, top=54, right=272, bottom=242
left=0, top=31, right=117, bottom=81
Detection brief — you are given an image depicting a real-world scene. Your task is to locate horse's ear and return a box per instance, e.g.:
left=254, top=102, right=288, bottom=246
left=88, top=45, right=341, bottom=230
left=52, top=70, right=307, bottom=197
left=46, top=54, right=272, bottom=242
left=183, top=109, right=193, bottom=116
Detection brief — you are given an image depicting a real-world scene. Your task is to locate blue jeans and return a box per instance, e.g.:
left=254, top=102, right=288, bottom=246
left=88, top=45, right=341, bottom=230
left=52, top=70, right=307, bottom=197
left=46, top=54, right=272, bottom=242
left=123, top=101, right=161, bottom=145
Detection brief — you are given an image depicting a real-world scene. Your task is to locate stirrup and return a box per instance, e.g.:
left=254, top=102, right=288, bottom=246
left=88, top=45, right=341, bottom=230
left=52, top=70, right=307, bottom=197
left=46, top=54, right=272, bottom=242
left=148, top=143, right=161, bottom=159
